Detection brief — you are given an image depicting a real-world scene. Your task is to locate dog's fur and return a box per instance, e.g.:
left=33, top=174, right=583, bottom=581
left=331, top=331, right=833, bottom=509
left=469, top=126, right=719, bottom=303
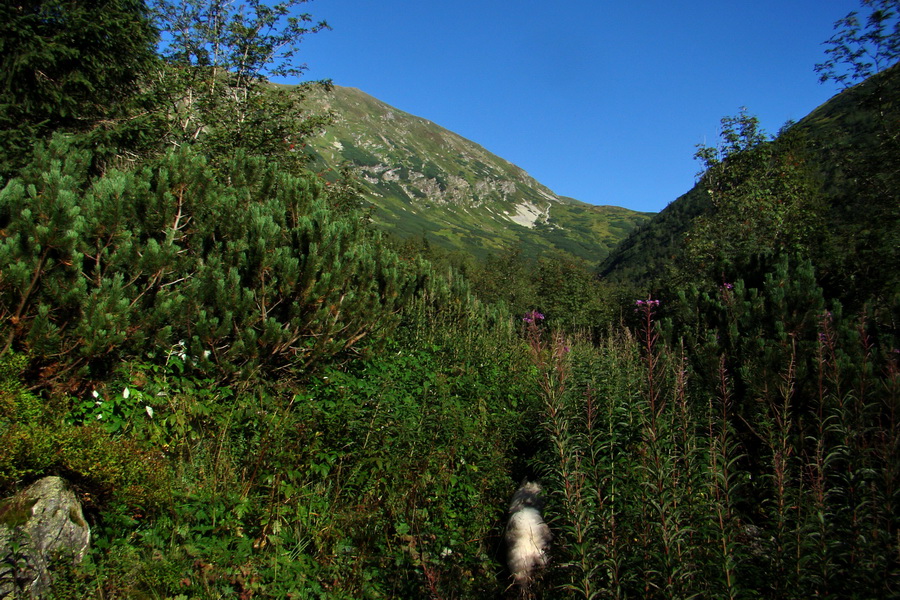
left=505, top=481, right=551, bottom=590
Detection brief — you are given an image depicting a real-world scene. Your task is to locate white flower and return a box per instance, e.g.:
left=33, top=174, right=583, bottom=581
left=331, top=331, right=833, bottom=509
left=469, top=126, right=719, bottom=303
left=92, top=390, right=99, bottom=398
left=145, top=405, right=154, bottom=418
left=96, top=414, right=103, bottom=420
left=122, top=387, right=130, bottom=399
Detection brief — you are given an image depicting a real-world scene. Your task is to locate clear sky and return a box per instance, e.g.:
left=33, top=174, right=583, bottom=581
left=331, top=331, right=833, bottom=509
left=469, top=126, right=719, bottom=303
left=290, top=0, right=858, bottom=213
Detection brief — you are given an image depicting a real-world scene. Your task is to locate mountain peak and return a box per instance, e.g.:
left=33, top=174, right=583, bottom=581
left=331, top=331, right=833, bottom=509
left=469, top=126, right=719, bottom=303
left=305, top=85, right=653, bottom=260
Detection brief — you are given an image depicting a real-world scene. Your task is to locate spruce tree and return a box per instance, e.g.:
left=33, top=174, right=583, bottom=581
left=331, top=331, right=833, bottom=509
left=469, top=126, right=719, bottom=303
left=0, top=0, right=158, bottom=177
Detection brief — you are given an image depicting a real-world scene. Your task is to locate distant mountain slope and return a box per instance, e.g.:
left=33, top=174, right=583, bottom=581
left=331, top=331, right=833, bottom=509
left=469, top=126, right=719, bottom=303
left=301, top=86, right=654, bottom=261
left=598, top=63, right=900, bottom=285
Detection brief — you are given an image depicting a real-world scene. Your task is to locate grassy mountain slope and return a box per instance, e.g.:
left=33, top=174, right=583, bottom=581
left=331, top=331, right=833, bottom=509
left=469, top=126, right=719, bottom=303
left=301, top=85, right=654, bottom=261
left=598, top=63, right=900, bottom=287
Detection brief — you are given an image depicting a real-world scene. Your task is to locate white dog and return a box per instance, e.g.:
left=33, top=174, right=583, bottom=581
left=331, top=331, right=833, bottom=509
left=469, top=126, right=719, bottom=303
left=505, top=481, right=551, bottom=590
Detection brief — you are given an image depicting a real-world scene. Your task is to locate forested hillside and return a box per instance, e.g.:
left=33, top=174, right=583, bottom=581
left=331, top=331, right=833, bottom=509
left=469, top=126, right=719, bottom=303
left=600, top=61, right=900, bottom=308
left=0, top=1, right=898, bottom=599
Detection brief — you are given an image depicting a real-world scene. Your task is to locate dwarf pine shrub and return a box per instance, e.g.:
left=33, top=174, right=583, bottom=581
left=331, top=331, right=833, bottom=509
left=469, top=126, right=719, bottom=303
left=0, top=137, right=419, bottom=383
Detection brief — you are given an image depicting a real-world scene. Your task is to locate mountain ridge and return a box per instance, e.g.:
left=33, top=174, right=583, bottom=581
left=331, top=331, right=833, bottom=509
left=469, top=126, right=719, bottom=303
left=300, top=85, right=655, bottom=261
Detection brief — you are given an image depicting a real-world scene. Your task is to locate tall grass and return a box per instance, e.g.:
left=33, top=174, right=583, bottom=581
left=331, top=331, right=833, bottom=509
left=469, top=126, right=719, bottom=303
left=533, top=300, right=900, bottom=598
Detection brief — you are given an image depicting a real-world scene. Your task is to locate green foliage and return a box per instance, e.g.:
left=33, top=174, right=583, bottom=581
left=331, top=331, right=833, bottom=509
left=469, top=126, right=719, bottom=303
left=812, top=4, right=899, bottom=311
left=0, top=139, right=418, bottom=381
left=816, top=0, right=900, bottom=87
left=0, top=353, right=170, bottom=512
left=152, top=0, right=326, bottom=80
left=533, top=298, right=899, bottom=598
left=0, top=352, right=41, bottom=425
left=2, top=2, right=898, bottom=597
left=288, top=344, right=526, bottom=597
left=0, top=0, right=159, bottom=176
left=694, top=107, right=768, bottom=167
left=466, top=246, right=618, bottom=333
left=534, top=252, right=613, bottom=330
left=22, top=271, right=539, bottom=599
left=685, top=109, right=826, bottom=283
left=149, top=0, right=332, bottom=171
left=468, top=247, right=539, bottom=316
left=585, top=52, right=900, bottom=596
left=601, top=63, right=899, bottom=316
left=801, top=63, right=900, bottom=312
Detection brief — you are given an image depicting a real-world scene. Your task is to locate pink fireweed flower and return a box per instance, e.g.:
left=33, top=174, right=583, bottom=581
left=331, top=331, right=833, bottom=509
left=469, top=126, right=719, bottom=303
left=523, top=311, right=545, bottom=324
left=635, top=299, right=660, bottom=308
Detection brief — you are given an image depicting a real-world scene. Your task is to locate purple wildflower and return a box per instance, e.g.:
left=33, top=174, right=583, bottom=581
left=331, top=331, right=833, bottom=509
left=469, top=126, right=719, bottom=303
left=635, top=298, right=660, bottom=307
left=523, top=310, right=545, bottom=324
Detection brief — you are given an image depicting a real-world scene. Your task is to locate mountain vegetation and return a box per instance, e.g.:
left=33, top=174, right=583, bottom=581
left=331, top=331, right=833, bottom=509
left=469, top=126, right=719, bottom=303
left=600, top=61, right=899, bottom=310
left=0, top=0, right=897, bottom=598
left=301, top=85, right=654, bottom=262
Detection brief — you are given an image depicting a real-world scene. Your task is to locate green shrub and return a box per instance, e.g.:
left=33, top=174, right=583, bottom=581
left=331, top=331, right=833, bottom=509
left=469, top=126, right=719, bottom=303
left=0, top=139, right=420, bottom=383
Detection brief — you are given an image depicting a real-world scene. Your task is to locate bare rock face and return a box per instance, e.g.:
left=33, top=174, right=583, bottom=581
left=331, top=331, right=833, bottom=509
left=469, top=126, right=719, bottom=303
left=0, top=477, right=91, bottom=598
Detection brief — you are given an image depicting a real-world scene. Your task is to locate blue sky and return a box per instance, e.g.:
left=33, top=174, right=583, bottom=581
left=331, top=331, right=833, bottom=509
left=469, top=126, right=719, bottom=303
left=291, top=0, right=858, bottom=213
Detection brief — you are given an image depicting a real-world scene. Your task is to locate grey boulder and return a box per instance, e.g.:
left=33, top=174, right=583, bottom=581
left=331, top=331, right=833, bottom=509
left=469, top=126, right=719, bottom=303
left=0, top=476, right=91, bottom=598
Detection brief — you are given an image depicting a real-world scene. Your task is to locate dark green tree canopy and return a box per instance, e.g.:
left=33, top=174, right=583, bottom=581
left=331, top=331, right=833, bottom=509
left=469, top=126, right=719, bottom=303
left=0, top=0, right=158, bottom=160
left=684, top=109, right=825, bottom=284
left=1, top=0, right=157, bottom=120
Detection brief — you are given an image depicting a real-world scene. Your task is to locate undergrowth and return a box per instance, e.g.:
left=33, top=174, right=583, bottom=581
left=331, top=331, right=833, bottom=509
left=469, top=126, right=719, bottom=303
left=532, top=289, right=899, bottom=599
left=2, top=287, right=540, bottom=599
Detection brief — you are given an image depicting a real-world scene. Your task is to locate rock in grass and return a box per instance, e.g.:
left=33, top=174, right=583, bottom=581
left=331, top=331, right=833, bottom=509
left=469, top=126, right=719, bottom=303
left=0, top=476, right=91, bottom=598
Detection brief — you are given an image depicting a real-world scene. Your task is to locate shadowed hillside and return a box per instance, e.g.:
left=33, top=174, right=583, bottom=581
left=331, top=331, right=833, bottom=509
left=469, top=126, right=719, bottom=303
left=599, top=62, right=899, bottom=300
